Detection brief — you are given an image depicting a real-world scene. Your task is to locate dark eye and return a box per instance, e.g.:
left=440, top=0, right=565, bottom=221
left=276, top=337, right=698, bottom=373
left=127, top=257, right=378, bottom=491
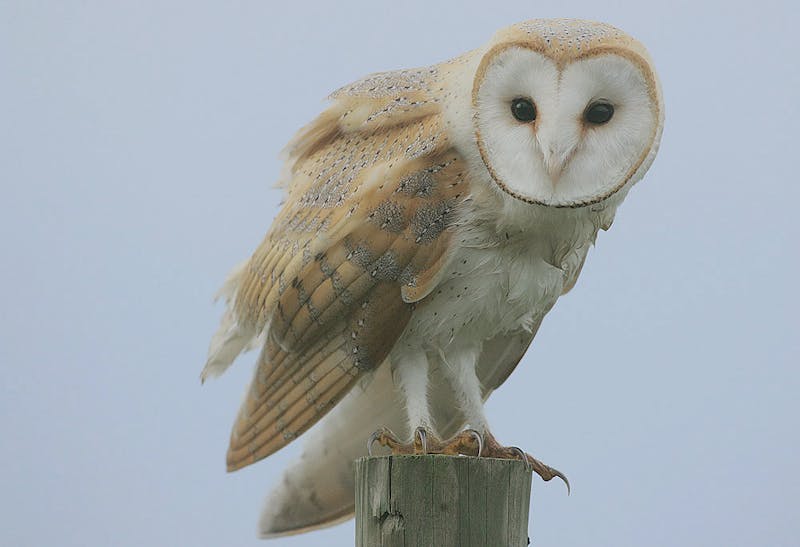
left=584, top=102, right=614, bottom=125
left=510, top=98, right=536, bottom=123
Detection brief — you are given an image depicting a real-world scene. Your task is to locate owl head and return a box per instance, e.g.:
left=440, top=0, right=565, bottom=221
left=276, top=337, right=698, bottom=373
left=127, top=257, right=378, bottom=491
left=459, top=19, right=663, bottom=208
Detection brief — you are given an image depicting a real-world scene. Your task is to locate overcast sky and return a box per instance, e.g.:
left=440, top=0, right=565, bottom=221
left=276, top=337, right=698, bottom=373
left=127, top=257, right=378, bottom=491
left=2, top=1, right=798, bottom=546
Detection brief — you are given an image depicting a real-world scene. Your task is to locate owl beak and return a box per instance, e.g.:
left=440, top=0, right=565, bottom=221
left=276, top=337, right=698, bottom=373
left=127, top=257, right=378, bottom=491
left=539, top=127, right=580, bottom=184
left=538, top=127, right=578, bottom=185
left=542, top=146, right=567, bottom=182
left=545, top=156, right=564, bottom=181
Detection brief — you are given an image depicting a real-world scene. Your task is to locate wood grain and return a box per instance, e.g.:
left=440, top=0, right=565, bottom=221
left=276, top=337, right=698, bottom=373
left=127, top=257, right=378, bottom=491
left=355, top=455, right=532, bottom=547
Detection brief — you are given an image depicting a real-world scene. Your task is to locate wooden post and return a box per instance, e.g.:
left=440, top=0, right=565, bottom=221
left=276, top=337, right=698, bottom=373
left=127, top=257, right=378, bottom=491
left=355, top=455, right=532, bottom=547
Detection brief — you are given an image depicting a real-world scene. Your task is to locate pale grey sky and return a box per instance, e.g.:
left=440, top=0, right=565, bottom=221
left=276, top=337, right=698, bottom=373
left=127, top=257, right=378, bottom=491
left=1, top=1, right=798, bottom=546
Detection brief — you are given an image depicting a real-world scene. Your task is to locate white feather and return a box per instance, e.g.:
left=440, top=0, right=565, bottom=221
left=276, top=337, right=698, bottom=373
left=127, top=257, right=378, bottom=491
left=258, top=364, right=407, bottom=538
left=200, top=260, right=259, bottom=383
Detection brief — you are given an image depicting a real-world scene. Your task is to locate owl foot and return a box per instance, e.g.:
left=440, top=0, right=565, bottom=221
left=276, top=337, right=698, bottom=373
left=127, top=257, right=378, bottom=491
left=481, top=431, right=570, bottom=493
left=367, top=426, right=430, bottom=455
left=368, top=427, right=482, bottom=456
left=367, top=428, right=568, bottom=491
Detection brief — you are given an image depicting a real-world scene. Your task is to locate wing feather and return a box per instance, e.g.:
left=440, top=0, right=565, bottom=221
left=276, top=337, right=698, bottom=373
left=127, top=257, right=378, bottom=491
left=218, top=64, right=468, bottom=471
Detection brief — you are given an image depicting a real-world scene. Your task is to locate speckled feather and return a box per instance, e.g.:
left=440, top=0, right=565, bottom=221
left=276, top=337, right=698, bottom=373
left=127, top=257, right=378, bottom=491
left=225, top=71, right=469, bottom=470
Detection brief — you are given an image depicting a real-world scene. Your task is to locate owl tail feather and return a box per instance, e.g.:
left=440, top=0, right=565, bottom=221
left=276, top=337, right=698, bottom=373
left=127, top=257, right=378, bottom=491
left=201, top=260, right=259, bottom=383
left=257, top=363, right=407, bottom=538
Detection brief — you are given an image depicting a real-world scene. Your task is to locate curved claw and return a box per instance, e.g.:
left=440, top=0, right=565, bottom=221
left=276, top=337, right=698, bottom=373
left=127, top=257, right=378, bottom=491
left=528, top=456, right=570, bottom=495
left=414, top=427, right=428, bottom=455
left=550, top=467, right=571, bottom=495
left=466, top=429, right=483, bottom=457
left=509, top=446, right=529, bottom=468
left=367, top=429, right=383, bottom=457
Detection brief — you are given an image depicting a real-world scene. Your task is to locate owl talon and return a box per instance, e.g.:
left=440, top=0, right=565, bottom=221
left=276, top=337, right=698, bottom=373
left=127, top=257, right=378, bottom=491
left=525, top=454, right=570, bottom=494
left=368, top=427, right=415, bottom=455
left=367, top=428, right=386, bottom=456
left=467, top=429, right=483, bottom=457
left=480, top=431, right=570, bottom=493
left=367, top=427, right=437, bottom=455
left=414, top=427, right=429, bottom=455
left=510, top=446, right=529, bottom=467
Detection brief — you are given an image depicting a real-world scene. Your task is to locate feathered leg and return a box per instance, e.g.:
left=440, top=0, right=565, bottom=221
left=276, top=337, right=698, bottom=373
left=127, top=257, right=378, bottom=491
left=441, top=343, right=570, bottom=490
left=394, top=348, right=434, bottom=434
left=370, top=348, right=437, bottom=454
left=371, top=345, right=569, bottom=490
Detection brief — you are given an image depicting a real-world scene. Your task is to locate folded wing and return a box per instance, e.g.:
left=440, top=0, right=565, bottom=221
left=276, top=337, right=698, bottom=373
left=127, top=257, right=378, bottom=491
left=203, top=64, right=470, bottom=472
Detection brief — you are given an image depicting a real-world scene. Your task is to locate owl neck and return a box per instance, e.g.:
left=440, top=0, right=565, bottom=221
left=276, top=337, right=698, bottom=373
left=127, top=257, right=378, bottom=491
left=456, top=180, right=620, bottom=268
left=472, top=178, right=617, bottom=230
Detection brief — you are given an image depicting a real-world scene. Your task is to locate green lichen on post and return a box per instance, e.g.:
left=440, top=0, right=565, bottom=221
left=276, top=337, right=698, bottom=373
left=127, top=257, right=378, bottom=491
left=355, top=455, right=532, bottom=547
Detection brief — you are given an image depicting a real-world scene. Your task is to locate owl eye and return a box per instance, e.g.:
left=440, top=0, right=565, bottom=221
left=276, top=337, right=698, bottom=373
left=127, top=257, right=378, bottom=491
left=510, top=98, right=536, bottom=123
left=584, top=102, right=614, bottom=125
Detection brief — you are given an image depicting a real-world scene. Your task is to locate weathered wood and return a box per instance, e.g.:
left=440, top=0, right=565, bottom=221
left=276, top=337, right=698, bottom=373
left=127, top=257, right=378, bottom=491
left=355, top=455, right=532, bottom=547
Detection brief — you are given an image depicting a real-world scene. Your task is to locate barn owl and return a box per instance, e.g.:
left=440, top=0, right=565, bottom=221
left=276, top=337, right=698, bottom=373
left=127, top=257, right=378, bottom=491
left=202, top=18, right=663, bottom=538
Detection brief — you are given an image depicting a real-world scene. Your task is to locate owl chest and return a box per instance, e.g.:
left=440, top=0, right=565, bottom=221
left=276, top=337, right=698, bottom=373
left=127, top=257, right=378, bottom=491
left=401, top=237, right=573, bottom=350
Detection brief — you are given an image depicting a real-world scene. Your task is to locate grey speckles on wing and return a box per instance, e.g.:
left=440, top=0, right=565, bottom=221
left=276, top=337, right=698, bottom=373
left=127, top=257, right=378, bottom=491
left=412, top=200, right=456, bottom=245
left=223, top=58, right=471, bottom=474
left=331, top=66, right=440, bottom=99
left=368, top=200, right=406, bottom=233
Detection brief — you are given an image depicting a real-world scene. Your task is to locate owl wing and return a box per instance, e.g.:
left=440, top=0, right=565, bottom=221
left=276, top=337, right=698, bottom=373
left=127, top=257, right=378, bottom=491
left=218, top=66, right=468, bottom=472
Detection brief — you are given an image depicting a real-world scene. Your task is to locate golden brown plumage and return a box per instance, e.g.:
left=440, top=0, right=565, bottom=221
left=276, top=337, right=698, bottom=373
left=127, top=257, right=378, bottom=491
left=224, top=67, right=470, bottom=470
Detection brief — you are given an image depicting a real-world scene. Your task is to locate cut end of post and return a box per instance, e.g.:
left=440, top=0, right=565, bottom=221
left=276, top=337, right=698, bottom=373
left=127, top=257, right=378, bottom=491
left=355, top=455, right=533, bottom=547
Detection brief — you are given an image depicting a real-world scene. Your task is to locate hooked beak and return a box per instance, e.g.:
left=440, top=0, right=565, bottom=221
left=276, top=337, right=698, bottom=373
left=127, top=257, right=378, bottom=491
left=539, top=137, right=577, bottom=184
left=542, top=146, right=568, bottom=182
left=543, top=149, right=565, bottom=181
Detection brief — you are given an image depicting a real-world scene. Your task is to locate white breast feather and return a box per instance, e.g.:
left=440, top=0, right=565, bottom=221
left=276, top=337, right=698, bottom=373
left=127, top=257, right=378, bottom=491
left=398, top=201, right=610, bottom=354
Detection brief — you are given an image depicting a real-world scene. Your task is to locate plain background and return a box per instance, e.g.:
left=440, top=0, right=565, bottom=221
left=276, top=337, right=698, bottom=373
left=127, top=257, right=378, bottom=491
left=2, top=1, right=798, bottom=546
